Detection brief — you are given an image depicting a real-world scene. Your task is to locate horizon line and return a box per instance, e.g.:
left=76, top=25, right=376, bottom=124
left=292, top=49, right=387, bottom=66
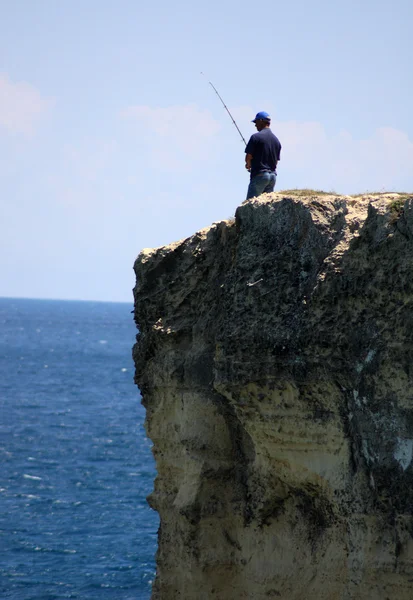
left=0, top=295, right=133, bottom=305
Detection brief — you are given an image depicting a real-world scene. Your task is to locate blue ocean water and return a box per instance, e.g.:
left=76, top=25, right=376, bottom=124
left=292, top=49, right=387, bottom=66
left=0, top=298, right=158, bottom=600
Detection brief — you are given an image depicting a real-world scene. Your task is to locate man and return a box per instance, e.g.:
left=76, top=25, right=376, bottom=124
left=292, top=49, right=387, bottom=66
left=245, top=111, right=281, bottom=200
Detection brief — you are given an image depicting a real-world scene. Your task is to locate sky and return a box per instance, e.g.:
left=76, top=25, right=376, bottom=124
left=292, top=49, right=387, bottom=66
left=1, top=0, right=412, bottom=302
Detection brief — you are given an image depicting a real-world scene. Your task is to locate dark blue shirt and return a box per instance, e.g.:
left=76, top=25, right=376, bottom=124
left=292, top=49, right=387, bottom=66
left=245, top=128, right=282, bottom=178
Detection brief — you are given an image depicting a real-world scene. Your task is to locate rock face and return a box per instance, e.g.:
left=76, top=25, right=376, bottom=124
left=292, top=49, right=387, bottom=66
left=133, top=192, right=413, bottom=600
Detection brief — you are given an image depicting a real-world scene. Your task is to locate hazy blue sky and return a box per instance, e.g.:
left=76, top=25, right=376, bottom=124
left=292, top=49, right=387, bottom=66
left=1, top=0, right=412, bottom=301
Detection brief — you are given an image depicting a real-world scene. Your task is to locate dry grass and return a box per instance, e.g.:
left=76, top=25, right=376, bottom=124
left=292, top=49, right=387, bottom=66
left=279, top=189, right=336, bottom=197
left=350, top=191, right=412, bottom=198
left=279, top=190, right=413, bottom=202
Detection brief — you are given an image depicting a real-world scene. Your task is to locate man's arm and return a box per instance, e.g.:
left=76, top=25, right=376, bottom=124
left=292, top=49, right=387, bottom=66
left=245, top=153, right=253, bottom=172
left=245, top=135, right=255, bottom=172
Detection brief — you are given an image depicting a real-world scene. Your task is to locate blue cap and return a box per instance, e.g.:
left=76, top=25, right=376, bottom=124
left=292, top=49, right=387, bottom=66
left=252, top=111, right=271, bottom=122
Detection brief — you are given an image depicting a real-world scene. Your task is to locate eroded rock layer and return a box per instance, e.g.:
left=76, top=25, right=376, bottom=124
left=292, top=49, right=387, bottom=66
left=133, top=192, right=413, bottom=600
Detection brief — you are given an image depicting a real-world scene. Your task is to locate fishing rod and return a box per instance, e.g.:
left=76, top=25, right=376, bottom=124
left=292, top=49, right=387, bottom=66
left=201, top=73, right=247, bottom=145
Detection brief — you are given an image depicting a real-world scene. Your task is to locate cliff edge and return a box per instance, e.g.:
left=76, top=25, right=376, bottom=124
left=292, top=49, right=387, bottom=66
left=133, top=191, right=413, bottom=600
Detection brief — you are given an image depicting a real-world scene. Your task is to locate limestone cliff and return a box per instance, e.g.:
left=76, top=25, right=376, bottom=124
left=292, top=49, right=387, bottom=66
left=133, top=191, right=413, bottom=600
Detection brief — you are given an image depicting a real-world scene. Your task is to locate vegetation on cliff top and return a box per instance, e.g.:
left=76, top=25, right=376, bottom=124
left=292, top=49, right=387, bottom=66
left=280, top=189, right=336, bottom=196
left=280, top=189, right=412, bottom=199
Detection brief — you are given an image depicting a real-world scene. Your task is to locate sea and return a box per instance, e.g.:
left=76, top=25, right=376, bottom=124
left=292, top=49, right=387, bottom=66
left=0, top=297, right=158, bottom=600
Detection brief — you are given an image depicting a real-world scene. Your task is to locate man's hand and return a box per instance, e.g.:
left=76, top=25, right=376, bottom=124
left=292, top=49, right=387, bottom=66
left=245, top=153, right=253, bottom=172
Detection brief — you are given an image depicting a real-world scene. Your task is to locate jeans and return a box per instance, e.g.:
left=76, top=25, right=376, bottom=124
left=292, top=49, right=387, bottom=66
left=246, top=171, right=276, bottom=200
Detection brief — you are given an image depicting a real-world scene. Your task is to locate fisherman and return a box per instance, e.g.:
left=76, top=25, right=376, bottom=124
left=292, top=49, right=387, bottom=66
left=245, top=111, right=281, bottom=200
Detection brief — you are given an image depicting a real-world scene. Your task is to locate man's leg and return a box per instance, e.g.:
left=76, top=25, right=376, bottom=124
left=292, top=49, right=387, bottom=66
left=246, top=172, right=272, bottom=200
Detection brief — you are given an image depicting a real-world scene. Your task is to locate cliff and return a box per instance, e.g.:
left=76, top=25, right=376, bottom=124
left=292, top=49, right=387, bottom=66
left=133, top=191, right=413, bottom=600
